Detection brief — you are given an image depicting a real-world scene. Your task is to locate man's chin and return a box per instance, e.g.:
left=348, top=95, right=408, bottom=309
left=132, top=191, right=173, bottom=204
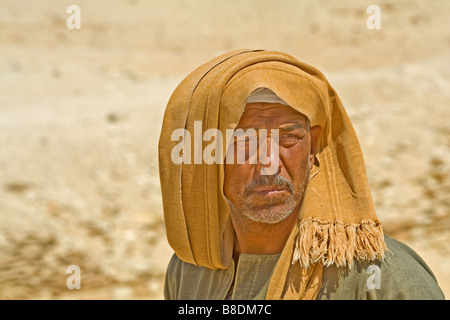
left=225, top=193, right=301, bottom=224
left=241, top=203, right=297, bottom=224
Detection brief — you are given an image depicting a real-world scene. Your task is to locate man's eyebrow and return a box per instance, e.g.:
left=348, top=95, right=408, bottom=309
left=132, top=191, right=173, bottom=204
left=233, top=126, right=259, bottom=132
left=236, top=123, right=307, bottom=131
left=278, top=123, right=308, bottom=131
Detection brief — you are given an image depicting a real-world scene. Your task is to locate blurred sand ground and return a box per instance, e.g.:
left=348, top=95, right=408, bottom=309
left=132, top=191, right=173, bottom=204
left=0, top=0, right=449, bottom=299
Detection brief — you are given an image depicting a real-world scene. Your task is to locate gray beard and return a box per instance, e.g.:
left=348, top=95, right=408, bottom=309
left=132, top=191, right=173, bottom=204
left=226, top=158, right=310, bottom=225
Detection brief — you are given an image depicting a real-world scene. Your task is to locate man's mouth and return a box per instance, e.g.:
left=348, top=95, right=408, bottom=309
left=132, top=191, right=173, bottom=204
left=251, top=185, right=288, bottom=196
left=243, top=174, right=294, bottom=198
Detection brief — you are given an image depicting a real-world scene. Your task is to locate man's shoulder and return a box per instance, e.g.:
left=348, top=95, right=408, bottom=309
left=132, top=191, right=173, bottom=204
left=319, top=235, right=445, bottom=300
left=382, top=236, right=438, bottom=282
left=164, top=253, right=233, bottom=300
left=164, top=253, right=194, bottom=300
left=166, top=252, right=195, bottom=276
left=166, top=253, right=224, bottom=278
left=164, top=253, right=202, bottom=299
left=365, top=235, right=444, bottom=299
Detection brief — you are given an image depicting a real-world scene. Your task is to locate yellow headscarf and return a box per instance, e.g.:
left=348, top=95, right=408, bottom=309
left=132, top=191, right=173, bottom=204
left=159, top=49, right=386, bottom=299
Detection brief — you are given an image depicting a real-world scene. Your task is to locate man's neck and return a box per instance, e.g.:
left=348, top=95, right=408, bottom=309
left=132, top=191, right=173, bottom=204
left=230, top=208, right=299, bottom=258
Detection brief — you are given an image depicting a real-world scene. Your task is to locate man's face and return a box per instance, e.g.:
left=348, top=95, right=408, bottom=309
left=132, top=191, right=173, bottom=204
left=223, top=102, right=321, bottom=224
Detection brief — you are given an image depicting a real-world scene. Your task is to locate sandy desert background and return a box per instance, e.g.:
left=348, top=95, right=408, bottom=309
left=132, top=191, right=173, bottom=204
left=0, top=0, right=448, bottom=299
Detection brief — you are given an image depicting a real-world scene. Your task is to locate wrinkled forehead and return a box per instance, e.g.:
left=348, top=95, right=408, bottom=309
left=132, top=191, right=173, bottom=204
left=219, top=62, right=327, bottom=131
left=238, top=102, right=310, bottom=130
left=240, top=88, right=310, bottom=126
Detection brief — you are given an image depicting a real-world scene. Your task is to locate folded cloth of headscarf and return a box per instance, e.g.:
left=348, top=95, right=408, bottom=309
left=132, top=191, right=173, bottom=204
left=158, top=49, right=387, bottom=299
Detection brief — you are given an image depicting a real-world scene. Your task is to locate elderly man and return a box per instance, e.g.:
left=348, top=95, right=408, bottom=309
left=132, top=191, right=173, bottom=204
left=159, top=50, right=444, bottom=300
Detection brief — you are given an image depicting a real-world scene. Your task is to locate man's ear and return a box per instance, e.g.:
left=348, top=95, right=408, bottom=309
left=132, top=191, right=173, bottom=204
left=309, top=125, right=322, bottom=170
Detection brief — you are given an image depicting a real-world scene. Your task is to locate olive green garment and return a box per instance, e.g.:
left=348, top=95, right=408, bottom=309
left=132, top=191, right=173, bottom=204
left=164, top=236, right=445, bottom=300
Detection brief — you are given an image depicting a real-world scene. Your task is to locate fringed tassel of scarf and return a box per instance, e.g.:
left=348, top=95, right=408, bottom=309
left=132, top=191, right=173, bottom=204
left=292, top=218, right=387, bottom=268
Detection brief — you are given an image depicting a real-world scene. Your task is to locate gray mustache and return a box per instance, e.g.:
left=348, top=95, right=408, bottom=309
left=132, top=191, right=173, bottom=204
left=244, top=174, right=294, bottom=195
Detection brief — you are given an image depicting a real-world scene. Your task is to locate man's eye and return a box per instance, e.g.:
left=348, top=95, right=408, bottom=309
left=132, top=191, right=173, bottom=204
left=280, top=134, right=298, bottom=140
left=234, top=137, right=249, bottom=143
left=280, top=134, right=300, bottom=147
left=234, top=137, right=252, bottom=149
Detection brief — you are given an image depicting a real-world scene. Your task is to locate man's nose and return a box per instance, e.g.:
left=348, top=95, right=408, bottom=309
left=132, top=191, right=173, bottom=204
left=256, top=131, right=281, bottom=176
